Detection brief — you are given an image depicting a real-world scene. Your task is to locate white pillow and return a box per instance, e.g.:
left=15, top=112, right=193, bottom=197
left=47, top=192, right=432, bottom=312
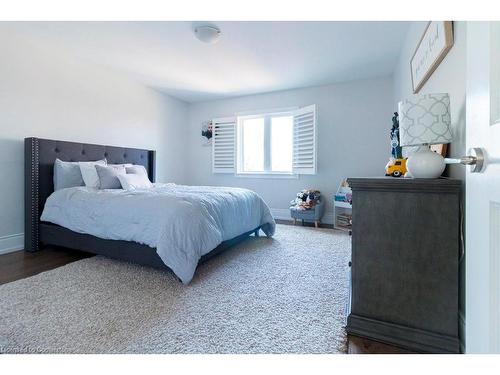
left=110, top=163, right=134, bottom=168
left=117, top=173, right=153, bottom=190
left=125, top=165, right=148, bottom=177
left=79, top=160, right=107, bottom=188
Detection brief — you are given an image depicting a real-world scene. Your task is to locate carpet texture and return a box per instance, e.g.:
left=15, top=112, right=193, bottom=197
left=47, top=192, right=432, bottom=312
left=0, top=224, right=351, bottom=354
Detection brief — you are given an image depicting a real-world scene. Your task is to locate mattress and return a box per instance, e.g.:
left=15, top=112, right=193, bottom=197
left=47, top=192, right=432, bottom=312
left=40, top=183, right=275, bottom=283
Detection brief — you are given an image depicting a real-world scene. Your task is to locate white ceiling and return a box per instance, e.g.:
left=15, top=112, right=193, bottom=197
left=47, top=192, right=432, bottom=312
left=6, top=21, right=410, bottom=103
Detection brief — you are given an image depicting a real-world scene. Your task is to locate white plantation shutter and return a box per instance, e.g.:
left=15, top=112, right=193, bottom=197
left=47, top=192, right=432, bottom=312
left=212, top=117, right=236, bottom=173
left=293, top=105, right=317, bottom=175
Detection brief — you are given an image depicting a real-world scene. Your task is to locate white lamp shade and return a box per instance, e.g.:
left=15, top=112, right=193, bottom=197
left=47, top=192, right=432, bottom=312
left=398, top=93, right=453, bottom=147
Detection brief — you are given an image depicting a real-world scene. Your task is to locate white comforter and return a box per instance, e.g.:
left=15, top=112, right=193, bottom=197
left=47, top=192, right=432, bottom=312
left=40, top=184, right=275, bottom=283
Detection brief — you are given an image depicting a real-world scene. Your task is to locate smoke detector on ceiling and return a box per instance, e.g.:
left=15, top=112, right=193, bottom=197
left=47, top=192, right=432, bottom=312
left=194, top=25, right=221, bottom=44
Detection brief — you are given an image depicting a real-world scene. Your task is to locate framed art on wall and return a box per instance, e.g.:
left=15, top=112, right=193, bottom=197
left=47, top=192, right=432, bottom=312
left=201, top=120, right=213, bottom=146
left=410, top=21, right=454, bottom=93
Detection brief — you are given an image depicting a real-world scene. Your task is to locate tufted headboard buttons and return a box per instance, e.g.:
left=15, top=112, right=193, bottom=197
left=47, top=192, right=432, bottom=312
left=24, top=137, right=156, bottom=252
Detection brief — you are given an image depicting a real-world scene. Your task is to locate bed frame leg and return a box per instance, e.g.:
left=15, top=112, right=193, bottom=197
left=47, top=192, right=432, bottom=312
left=254, top=229, right=260, bottom=237
left=25, top=238, right=40, bottom=252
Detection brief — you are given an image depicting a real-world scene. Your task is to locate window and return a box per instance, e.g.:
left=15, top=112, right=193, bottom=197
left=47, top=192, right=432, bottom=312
left=212, top=105, right=316, bottom=176
left=237, top=112, right=294, bottom=174
left=241, top=117, right=265, bottom=172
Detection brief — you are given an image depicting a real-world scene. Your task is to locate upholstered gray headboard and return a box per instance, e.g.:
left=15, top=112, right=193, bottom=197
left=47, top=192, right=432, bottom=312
left=24, top=137, right=156, bottom=252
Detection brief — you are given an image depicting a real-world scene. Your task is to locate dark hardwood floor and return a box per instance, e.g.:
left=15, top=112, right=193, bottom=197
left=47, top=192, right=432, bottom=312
left=347, top=335, right=415, bottom=354
left=0, top=228, right=408, bottom=354
left=0, top=246, right=92, bottom=286
left=275, top=218, right=334, bottom=229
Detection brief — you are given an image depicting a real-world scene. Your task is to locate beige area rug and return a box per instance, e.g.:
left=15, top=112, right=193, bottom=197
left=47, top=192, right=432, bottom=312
left=0, top=224, right=351, bottom=353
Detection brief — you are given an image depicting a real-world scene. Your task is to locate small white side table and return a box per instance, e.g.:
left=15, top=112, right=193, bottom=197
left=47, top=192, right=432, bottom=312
left=333, top=200, right=352, bottom=232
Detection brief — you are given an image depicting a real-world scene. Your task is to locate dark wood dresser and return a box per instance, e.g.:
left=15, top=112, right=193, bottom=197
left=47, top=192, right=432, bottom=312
left=346, top=177, right=461, bottom=353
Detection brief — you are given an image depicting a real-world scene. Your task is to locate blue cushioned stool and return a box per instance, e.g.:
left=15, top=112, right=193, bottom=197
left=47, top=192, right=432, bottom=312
left=290, top=200, right=325, bottom=228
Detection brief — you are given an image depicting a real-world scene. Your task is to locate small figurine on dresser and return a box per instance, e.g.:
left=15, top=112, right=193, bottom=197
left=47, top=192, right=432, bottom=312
left=390, top=112, right=403, bottom=159
left=385, top=112, right=407, bottom=177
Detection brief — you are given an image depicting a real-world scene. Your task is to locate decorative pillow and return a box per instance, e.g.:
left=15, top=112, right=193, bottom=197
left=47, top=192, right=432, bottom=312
left=95, top=164, right=126, bottom=189
left=125, top=165, right=148, bottom=177
left=79, top=159, right=107, bottom=188
left=53, top=159, right=85, bottom=191
left=118, top=173, right=153, bottom=190
left=109, top=163, right=134, bottom=168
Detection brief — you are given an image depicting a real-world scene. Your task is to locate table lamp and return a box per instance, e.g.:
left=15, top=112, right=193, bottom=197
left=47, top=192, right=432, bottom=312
left=398, top=93, right=453, bottom=178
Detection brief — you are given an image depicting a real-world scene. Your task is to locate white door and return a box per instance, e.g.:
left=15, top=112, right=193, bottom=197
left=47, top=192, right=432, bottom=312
left=466, top=21, right=500, bottom=353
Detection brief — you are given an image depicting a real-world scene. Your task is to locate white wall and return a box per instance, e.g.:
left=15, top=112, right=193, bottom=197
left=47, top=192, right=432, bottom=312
left=393, top=21, right=467, bottom=180
left=392, top=21, right=467, bottom=349
left=0, top=28, right=188, bottom=253
left=185, top=77, right=394, bottom=221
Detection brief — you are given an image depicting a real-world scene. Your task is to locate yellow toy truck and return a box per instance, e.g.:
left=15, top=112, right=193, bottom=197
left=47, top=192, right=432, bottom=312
left=385, top=158, right=407, bottom=177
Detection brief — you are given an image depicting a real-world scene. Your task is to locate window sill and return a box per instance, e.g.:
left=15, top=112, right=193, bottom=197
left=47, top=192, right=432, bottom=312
left=235, top=172, right=298, bottom=179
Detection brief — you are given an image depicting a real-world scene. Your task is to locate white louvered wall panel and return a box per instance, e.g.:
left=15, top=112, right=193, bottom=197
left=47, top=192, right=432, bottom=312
left=293, top=105, right=317, bottom=174
left=212, top=117, right=236, bottom=173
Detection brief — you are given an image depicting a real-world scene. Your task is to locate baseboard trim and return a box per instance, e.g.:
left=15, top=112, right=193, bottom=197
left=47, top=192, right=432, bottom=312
left=271, top=208, right=334, bottom=224
left=347, top=314, right=460, bottom=353
left=0, top=233, right=24, bottom=255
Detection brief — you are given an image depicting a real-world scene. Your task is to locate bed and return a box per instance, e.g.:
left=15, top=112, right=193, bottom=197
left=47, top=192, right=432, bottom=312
left=25, top=137, right=275, bottom=283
